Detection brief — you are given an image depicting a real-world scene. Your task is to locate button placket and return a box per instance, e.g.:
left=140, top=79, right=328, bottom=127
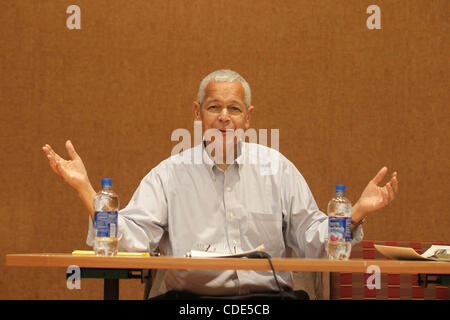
left=223, top=167, right=241, bottom=255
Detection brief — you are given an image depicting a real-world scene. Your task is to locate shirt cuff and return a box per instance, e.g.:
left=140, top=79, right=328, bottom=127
left=86, top=216, right=95, bottom=247
left=351, top=224, right=364, bottom=246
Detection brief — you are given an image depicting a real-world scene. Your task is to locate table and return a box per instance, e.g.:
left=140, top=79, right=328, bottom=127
left=6, top=253, right=450, bottom=299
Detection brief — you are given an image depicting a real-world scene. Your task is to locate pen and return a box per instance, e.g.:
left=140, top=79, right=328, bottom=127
left=205, top=244, right=211, bottom=252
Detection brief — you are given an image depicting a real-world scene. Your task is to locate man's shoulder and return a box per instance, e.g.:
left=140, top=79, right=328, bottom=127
left=139, top=147, right=199, bottom=184
left=166, top=143, right=204, bottom=165
left=243, top=142, right=283, bottom=155
left=152, top=144, right=203, bottom=171
left=240, top=142, right=289, bottom=163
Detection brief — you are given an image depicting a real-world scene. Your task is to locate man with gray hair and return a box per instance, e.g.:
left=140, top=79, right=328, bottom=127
left=42, top=69, right=398, bottom=299
left=197, top=69, right=252, bottom=110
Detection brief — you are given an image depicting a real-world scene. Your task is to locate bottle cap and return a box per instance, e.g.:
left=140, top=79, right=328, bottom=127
left=101, top=178, right=112, bottom=187
left=335, top=184, right=346, bottom=193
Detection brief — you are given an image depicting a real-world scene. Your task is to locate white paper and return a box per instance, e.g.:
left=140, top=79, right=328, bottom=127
left=186, top=244, right=265, bottom=258
left=374, top=244, right=450, bottom=261
left=421, top=245, right=450, bottom=259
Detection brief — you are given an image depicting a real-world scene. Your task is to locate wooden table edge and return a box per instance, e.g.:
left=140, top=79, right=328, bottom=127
left=5, top=254, right=450, bottom=274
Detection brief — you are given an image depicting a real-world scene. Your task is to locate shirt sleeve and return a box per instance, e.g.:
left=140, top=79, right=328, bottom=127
left=86, top=165, right=168, bottom=253
left=281, top=161, right=364, bottom=259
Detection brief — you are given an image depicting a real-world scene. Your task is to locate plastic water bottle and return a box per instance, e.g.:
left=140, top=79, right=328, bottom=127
left=93, top=178, right=119, bottom=256
left=327, top=185, right=352, bottom=260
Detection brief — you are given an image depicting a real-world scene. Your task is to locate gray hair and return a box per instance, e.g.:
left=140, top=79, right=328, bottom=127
left=197, top=69, right=251, bottom=110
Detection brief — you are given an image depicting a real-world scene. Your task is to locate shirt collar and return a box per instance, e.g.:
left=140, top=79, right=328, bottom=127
left=201, top=139, right=245, bottom=175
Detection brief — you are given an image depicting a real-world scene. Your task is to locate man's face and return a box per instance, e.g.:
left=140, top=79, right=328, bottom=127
left=193, top=80, right=254, bottom=141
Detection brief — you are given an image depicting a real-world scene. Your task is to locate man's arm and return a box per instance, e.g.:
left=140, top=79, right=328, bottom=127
left=282, top=163, right=398, bottom=257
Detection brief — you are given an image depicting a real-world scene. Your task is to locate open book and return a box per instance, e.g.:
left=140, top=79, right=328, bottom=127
left=374, top=244, right=450, bottom=262
left=186, top=244, right=265, bottom=258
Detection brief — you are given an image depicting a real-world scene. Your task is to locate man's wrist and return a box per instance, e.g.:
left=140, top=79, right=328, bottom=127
left=77, top=183, right=96, bottom=220
left=77, top=183, right=96, bottom=199
left=351, top=201, right=367, bottom=225
left=351, top=216, right=366, bottom=228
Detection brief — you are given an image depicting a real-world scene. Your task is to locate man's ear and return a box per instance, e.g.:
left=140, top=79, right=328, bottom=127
left=192, top=101, right=201, bottom=120
left=244, top=105, right=255, bottom=130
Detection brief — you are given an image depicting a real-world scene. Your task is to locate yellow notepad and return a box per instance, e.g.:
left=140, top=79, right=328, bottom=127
left=72, top=250, right=150, bottom=257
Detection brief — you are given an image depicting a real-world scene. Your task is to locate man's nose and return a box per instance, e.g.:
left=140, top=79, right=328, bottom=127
left=218, top=108, right=230, bottom=121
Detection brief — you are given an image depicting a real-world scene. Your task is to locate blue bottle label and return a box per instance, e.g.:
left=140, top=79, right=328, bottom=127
left=328, top=216, right=351, bottom=242
left=94, top=211, right=118, bottom=238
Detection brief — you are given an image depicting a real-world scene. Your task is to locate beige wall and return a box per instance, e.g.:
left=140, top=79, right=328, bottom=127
left=1, top=0, right=448, bottom=299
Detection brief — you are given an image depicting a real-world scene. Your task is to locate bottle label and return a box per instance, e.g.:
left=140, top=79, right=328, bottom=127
left=94, top=211, right=118, bottom=238
left=328, top=216, right=351, bottom=242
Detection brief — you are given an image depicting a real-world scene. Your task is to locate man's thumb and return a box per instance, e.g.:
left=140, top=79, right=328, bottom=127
left=66, top=140, right=79, bottom=160
left=372, top=166, right=388, bottom=184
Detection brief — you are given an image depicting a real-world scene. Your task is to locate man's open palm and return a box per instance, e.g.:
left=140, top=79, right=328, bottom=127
left=357, top=166, right=399, bottom=214
left=42, top=140, right=90, bottom=192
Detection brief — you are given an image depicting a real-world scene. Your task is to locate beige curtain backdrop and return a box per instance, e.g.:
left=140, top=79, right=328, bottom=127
left=0, top=0, right=448, bottom=299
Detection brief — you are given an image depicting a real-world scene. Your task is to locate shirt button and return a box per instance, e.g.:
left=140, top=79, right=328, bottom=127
left=229, top=212, right=234, bottom=218
left=226, top=187, right=232, bottom=192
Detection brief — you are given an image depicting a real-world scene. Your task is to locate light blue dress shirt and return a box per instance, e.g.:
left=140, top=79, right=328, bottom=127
left=87, top=142, right=363, bottom=295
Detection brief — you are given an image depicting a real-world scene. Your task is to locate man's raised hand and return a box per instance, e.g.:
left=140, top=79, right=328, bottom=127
left=42, top=140, right=91, bottom=192
left=352, top=166, right=399, bottom=222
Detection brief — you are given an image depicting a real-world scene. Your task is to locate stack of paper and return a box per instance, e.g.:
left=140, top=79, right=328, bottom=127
left=185, top=245, right=265, bottom=258
left=374, top=245, right=450, bottom=261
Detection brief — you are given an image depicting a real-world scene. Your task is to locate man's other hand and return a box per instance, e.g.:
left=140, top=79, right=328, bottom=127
left=352, top=167, right=399, bottom=222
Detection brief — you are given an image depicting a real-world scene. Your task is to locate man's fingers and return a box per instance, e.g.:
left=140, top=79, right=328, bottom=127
left=45, top=153, right=57, bottom=171
left=42, top=144, right=64, bottom=177
left=382, top=186, right=390, bottom=204
left=42, top=144, right=52, bottom=157
left=65, top=140, right=79, bottom=160
left=391, top=172, right=399, bottom=193
left=45, top=153, right=62, bottom=177
left=43, top=145, right=55, bottom=166
left=386, top=182, right=394, bottom=202
left=372, top=166, right=388, bottom=185
left=45, top=144, right=63, bottom=162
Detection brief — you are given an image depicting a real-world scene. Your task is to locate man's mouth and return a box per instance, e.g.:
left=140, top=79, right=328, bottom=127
left=218, top=128, right=233, bottom=135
